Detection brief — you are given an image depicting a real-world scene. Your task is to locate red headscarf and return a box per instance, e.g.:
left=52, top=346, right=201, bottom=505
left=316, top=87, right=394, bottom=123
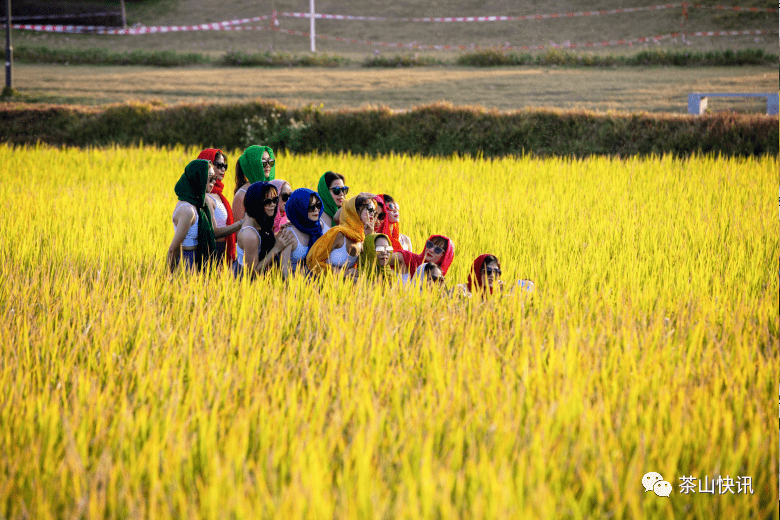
left=374, top=195, right=403, bottom=251
left=400, top=234, right=455, bottom=276
left=197, top=148, right=236, bottom=263
left=467, top=254, right=500, bottom=295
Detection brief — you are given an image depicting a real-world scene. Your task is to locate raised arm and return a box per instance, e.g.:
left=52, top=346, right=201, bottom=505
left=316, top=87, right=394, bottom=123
left=243, top=228, right=295, bottom=276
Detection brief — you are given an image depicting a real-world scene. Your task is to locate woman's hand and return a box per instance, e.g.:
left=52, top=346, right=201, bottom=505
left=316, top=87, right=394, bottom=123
left=274, top=228, right=296, bottom=253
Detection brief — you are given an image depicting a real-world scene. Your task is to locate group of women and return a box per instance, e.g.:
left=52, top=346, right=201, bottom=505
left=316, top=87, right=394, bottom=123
left=168, top=145, right=534, bottom=298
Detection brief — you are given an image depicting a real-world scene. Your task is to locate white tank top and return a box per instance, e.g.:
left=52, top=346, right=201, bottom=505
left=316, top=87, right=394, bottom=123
left=290, top=232, right=309, bottom=271
left=208, top=194, right=228, bottom=228
left=236, top=227, right=262, bottom=266
left=173, top=203, right=199, bottom=248
left=328, top=239, right=357, bottom=268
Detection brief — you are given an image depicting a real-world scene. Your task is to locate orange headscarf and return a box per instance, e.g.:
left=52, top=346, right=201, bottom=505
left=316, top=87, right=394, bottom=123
left=306, top=197, right=366, bottom=275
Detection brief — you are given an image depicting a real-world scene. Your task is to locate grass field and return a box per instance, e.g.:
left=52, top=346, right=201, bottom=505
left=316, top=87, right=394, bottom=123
left=11, top=0, right=778, bottom=56
left=10, top=63, right=777, bottom=112
left=0, top=144, right=776, bottom=519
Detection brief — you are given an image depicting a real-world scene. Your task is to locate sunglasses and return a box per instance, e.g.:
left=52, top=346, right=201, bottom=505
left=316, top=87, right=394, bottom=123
left=213, top=162, right=228, bottom=171
left=280, top=192, right=290, bottom=202
left=484, top=267, right=502, bottom=276
left=262, top=159, right=275, bottom=167
left=425, top=240, right=445, bottom=255
left=386, top=203, right=399, bottom=211
left=362, top=206, right=377, bottom=216
left=263, top=196, right=279, bottom=206
left=375, top=245, right=394, bottom=253
left=330, top=186, right=349, bottom=196
left=308, top=202, right=322, bottom=212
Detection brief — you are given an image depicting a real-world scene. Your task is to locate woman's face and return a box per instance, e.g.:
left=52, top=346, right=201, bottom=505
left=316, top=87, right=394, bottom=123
left=261, top=151, right=273, bottom=180
left=386, top=202, right=400, bottom=224
left=212, top=154, right=227, bottom=182
left=279, top=184, right=293, bottom=214
left=359, top=201, right=376, bottom=227
left=423, top=239, right=446, bottom=265
left=329, top=178, right=346, bottom=207
left=308, top=196, right=322, bottom=223
left=374, top=203, right=385, bottom=232
left=481, top=259, right=501, bottom=288
left=263, top=187, right=278, bottom=217
left=206, top=165, right=217, bottom=193
left=374, top=237, right=391, bottom=267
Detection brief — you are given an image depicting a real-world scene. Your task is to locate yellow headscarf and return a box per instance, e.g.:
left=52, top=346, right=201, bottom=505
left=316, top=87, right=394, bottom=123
left=306, top=197, right=366, bottom=274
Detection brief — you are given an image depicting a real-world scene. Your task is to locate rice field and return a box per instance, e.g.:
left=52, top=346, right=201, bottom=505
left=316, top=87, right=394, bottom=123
left=0, top=144, right=776, bottom=519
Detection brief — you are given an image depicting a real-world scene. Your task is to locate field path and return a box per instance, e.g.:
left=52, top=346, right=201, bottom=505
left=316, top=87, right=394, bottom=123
left=16, top=64, right=776, bottom=113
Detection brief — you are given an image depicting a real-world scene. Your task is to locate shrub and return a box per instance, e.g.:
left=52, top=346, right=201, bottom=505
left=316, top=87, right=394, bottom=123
left=362, top=54, right=444, bottom=67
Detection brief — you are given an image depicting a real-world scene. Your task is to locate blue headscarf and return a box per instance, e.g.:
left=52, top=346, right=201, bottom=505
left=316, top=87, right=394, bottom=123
left=245, top=182, right=278, bottom=260
left=286, top=188, right=324, bottom=246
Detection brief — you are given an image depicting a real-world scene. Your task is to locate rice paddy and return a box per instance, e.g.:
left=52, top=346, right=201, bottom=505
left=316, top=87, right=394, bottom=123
left=0, top=144, right=776, bottom=519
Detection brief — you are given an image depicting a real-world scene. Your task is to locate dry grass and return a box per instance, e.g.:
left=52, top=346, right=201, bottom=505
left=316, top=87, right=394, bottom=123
left=14, top=0, right=778, bottom=56
left=11, top=63, right=777, bottom=112
left=0, top=145, right=777, bottom=519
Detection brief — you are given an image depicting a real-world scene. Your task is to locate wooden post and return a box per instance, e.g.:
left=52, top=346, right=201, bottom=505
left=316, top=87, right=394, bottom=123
left=120, top=0, right=127, bottom=29
left=271, top=0, right=276, bottom=50
left=4, top=0, right=11, bottom=91
left=310, top=0, right=315, bottom=53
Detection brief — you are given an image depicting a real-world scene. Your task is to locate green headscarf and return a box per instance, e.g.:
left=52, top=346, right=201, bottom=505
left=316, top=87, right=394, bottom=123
left=317, top=172, right=340, bottom=218
left=239, top=145, right=275, bottom=183
left=358, top=233, right=394, bottom=282
left=174, top=159, right=217, bottom=269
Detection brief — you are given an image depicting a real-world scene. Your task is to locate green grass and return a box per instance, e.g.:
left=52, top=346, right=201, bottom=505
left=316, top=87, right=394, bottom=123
left=11, top=44, right=778, bottom=68
left=220, top=50, right=350, bottom=67
left=14, top=44, right=212, bottom=67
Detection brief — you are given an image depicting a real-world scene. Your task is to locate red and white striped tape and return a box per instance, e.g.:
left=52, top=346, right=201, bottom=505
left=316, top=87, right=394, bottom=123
left=278, top=3, right=685, bottom=22
left=265, top=26, right=681, bottom=50
left=689, top=4, right=778, bottom=12
left=686, top=29, right=777, bottom=36
left=10, top=15, right=271, bottom=35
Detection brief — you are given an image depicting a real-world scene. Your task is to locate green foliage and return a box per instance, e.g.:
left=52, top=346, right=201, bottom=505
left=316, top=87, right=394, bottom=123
left=362, top=54, right=445, bottom=67
left=457, top=47, right=778, bottom=67
left=1, top=101, right=776, bottom=157
left=221, top=50, right=350, bottom=67
left=14, top=44, right=211, bottom=66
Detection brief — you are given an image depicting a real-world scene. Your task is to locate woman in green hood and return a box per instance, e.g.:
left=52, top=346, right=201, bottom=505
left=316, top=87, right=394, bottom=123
left=169, top=159, right=244, bottom=272
left=232, top=145, right=276, bottom=222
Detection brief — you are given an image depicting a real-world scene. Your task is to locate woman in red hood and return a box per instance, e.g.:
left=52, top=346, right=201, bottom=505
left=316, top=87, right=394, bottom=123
left=197, top=149, right=236, bottom=264
left=373, top=194, right=412, bottom=252
left=391, top=234, right=454, bottom=281
left=460, top=254, right=535, bottom=298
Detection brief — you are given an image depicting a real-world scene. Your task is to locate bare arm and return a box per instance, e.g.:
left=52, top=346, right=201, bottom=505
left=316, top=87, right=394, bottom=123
left=279, top=243, right=293, bottom=279
left=243, top=228, right=295, bottom=276
left=214, top=219, right=244, bottom=239
left=332, top=208, right=341, bottom=226
left=168, top=205, right=196, bottom=272
left=206, top=197, right=243, bottom=238
left=232, top=189, right=246, bottom=222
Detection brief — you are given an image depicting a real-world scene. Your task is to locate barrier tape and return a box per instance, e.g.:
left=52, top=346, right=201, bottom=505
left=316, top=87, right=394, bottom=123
left=689, top=4, right=778, bottom=12
left=5, top=11, right=120, bottom=21
left=278, top=3, right=685, bottom=22
left=10, top=16, right=271, bottom=34
left=266, top=25, right=679, bottom=50
left=686, top=29, right=778, bottom=36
